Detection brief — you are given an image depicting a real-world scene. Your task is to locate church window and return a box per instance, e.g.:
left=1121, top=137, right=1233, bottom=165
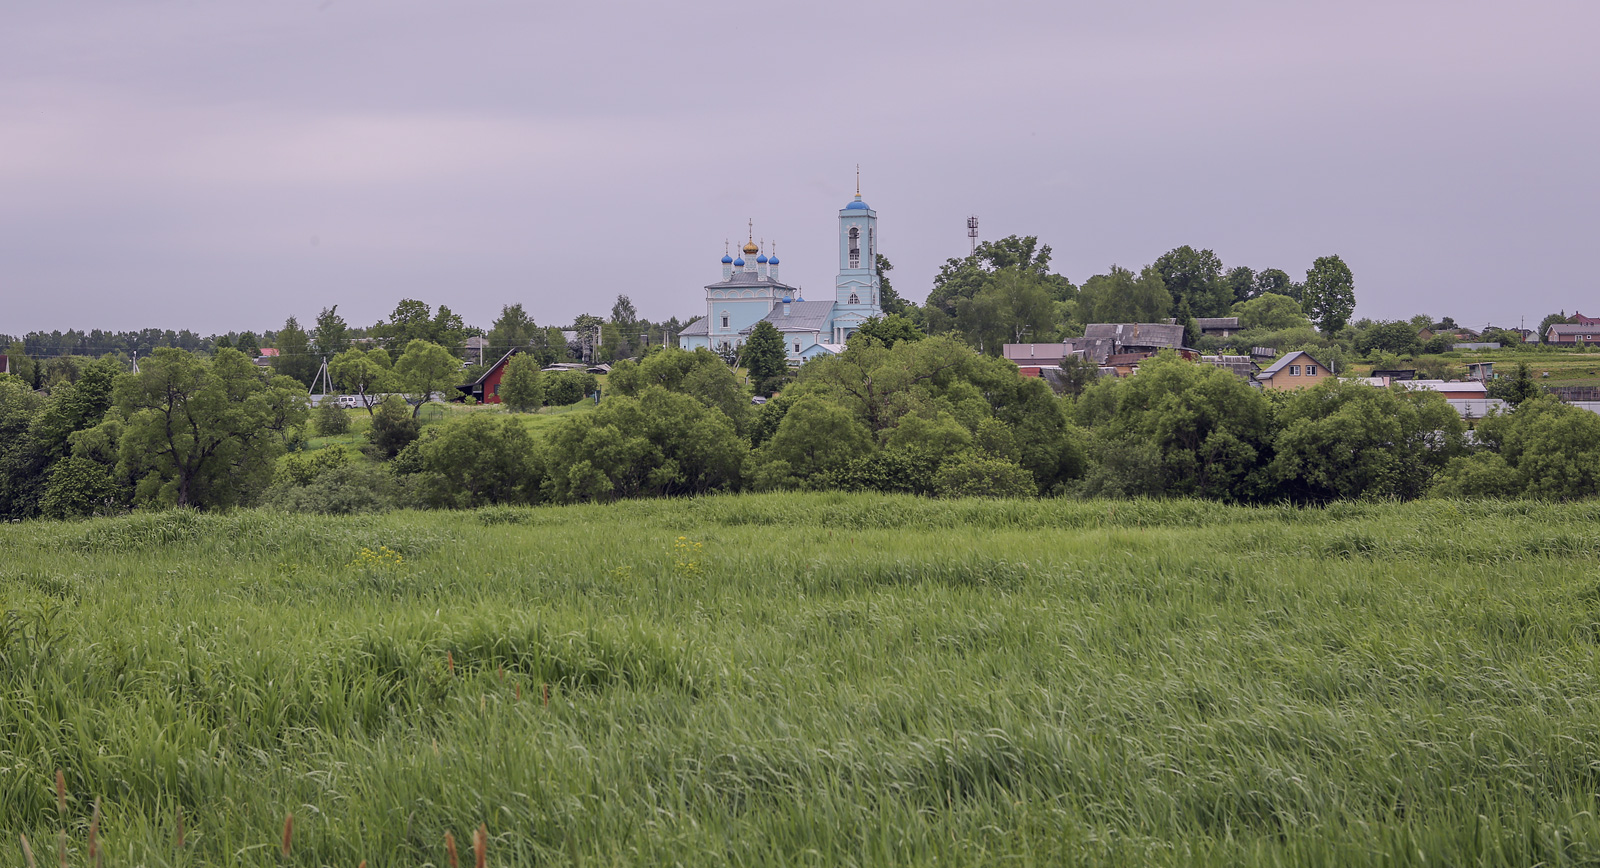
left=868, top=228, right=874, bottom=263
left=794, top=342, right=801, bottom=353
left=848, top=227, right=860, bottom=268
left=721, top=312, right=729, bottom=329
left=848, top=292, right=859, bottom=304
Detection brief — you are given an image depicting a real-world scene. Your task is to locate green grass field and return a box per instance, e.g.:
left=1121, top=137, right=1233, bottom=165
left=4, top=495, right=1600, bottom=866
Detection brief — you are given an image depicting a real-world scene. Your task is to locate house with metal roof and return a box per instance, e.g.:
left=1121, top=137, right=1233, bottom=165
left=678, top=190, right=883, bottom=362
left=1255, top=350, right=1332, bottom=390
left=1546, top=323, right=1600, bottom=345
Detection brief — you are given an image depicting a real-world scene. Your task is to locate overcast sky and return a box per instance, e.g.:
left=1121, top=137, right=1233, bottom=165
left=3, top=0, right=1596, bottom=336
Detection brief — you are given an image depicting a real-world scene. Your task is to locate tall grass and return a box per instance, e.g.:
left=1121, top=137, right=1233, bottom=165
left=3, top=494, right=1600, bottom=865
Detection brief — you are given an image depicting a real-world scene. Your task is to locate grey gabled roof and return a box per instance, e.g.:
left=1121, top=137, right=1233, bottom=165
left=677, top=317, right=708, bottom=336
left=1258, top=350, right=1325, bottom=378
left=1547, top=323, right=1600, bottom=336
left=1082, top=322, right=1185, bottom=348
left=704, top=271, right=798, bottom=291
left=1195, top=317, right=1240, bottom=329
left=740, top=300, right=835, bottom=335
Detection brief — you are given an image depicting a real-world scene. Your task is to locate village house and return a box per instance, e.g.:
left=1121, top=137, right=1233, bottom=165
left=1546, top=323, right=1600, bottom=345
left=1254, top=350, right=1332, bottom=390
left=459, top=348, right=520, bottom=403
left=1195, top=317, right=1240, bottom=338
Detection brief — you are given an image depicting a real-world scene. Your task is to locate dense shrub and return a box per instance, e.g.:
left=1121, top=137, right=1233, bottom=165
left=315, top=399, right=351, bottom=436
left=544, top=371, right=592, bottom=407
left=932, top=452, right=1038, bottom=498
left=415, top=414, right=544, bottom=508
left=364, top=396, right=421, bottom=459
left=542, top=387, right=746, bottom=502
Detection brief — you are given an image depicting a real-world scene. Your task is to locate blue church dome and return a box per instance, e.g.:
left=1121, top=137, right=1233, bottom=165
left=733, top=257, right=745, bottom=267
left=721, top=254, right=733, bottom=264
left=756, top=254, right=768, bottom=263
left=781, top=296, right=792, bottom=304
left=768, top=255, right=779, bottom=265
left=845, top=196, right=869, bottom=210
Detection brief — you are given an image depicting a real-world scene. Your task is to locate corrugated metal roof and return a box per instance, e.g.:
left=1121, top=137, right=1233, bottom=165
left=677, top=317, right=708, bottom=336
left=740, top=301, right=835, bottom=334
left=1082, top=322, right=1185, bottom=348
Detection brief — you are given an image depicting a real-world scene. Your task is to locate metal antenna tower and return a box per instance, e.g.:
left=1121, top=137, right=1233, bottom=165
left=967, top=216, right=979, bottom=253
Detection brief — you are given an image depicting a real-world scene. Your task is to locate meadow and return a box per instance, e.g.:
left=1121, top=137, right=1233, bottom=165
left=4, top=494, right=1600, bottom=866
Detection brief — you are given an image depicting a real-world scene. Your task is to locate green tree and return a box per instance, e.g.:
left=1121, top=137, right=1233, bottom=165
left=1224, top=265, right=1257, bottom=304
left=932, top=452, right=1037, bottom=498
left=542, top=387, right=746, bottom=502
left=314, top=398, right=350, bottom=436
left=1254, top=268, right=1296, bottom=300
left=740, top=321, right=788, bottom=393
left=272, top=316, right=318, bottom=386
left=498, top=352, right=546, bottom=412
left=329, top=348, right=394, bottom=413
left=876, top=254, right=910, bottom=316
left=5, top=342, right=37, bottom=389
left=1153, top=246, right=1230, bottom=318
left=416, top=414, right=544, bottom=507
left=544, top=371, right=589, bottom=406
left=1073, top=351, right=1276, bottom=501
left=1486, top=361, right=1541, bottom=405
left=956, top=268, right=1059, bottom=355
left=1272, top=379, right=1464, bottom=502
left=373, top=299, right=466, bottom=351
left=1355, top=321, right=1423, bottom=357
left=1537, top=312, right=1574, bottom=343
left=1233, top=293, right=1311, bottom=332
left=109, top=348, right=308, bottom=508
left=364, top=395, right=421, bottom=459
left=1076, top=265, right=1172, bottom=324
left=488, top=304, right=537, bottom=354
left=312, top=305, right=350, bottom=356
left=610, top=295, right=639, bottom=333
left=39, top=456, right=120, bottom=519
left=1301, top=255, right=1356, bottom=333
left=393, top=340, right=461, bottom=417
left=850, top=314, right=925, bottom=349
left=757, top=396, right=874, bottom=483
left=926, top=235, right=1064, bottom=317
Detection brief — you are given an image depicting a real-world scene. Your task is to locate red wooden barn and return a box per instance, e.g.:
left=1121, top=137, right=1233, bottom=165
left=460, top=348, right=520, bottom=404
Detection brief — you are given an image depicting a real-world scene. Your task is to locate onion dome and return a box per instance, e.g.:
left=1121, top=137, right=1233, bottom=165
left=768, top=255, right=779, bottom=265
left=733, top=257, right=745, bottom=267
left=845, top=195, right=869, bottom=210
left=781, top=297, right=792, bottom=304
left=756, top=253, right=768, bottom=264
left=742, top=240, right=760, bottom=255
left=721, top=254, right=733, bottom=264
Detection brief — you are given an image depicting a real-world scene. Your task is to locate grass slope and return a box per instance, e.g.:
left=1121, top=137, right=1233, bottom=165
left=3, top=495, right=1600, bottom=866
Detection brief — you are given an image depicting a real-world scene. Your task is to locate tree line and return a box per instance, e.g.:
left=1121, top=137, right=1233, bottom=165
left=7, top=329, right=1599, bottom=522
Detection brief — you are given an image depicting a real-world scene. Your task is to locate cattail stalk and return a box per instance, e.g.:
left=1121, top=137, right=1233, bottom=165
left=474, top=824, right=487, bottom=868
left=175, top=804, right=185, bottom=848
left=447, top=651, right=455, bottom=676
left=281, top=812, right=293, bottom=859
left=88, top=798, right=101, bottom=868
left=57, top=830, right=66, bottom=868
left=19, top=833, right=37, bottom=868
left=543, top=683, right=549, bottom=707
left=55, top=770, right=65, bottom=814
left=445, top=831, right=459, bottom=868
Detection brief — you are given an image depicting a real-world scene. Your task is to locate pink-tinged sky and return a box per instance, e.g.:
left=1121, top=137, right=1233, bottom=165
left=1, top=0, right=1596, bottom=334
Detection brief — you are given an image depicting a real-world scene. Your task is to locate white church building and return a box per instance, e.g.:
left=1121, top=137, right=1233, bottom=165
left=678, top=192, right=883, bottom=362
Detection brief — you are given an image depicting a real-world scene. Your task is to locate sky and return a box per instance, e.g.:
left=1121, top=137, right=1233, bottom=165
left=2, top=0, right=1597, bottom=336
